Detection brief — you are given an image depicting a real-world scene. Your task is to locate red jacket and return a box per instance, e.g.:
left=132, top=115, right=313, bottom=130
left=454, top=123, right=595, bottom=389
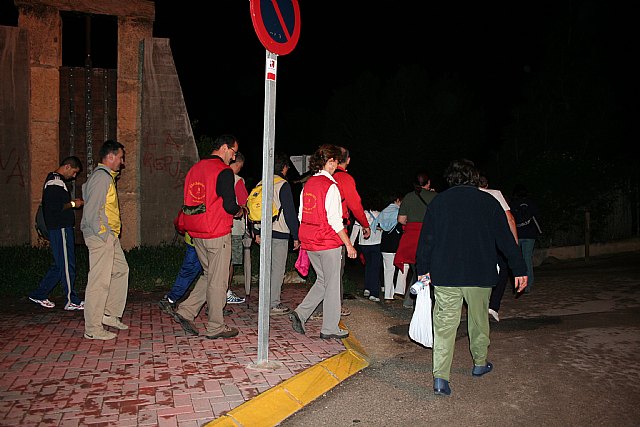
left=333, top=166, right=370, bottom=227
left=182, top=157, right=233, bottom=239
left=299, top=174, right=343, bottom=251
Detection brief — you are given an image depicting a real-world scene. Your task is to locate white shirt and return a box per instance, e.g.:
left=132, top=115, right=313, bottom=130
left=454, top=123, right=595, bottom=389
left=350, top=210, right=382, bottom=245
left=480, top=187, right=510, bottom=211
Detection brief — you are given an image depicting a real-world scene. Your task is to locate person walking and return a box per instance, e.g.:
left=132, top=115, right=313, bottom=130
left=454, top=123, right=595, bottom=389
left=371, top=193, right=408, bottom=301
left=227, top=152, right=249, bottom=304
left=289, top=144, right=357, bottom=339
left=311, top=146, right=369, bottom=319
left=157, top=231, right=202, bottom=315
left=511, top=184, right=542, bottom=293
left=478, top=174, right=519, bottom=322
left=350, top=206, right=383, bottom=302
left=254, top=152, right=300, bottom=316
left=81, top=140, right=129, bottom=340
left=394, top=172, right=437, bottom=308
left=29, top=156, right=85, bottom=310
left=415, top=159, right=528, bottom=397
left=172, top=134, right=244, bottom=339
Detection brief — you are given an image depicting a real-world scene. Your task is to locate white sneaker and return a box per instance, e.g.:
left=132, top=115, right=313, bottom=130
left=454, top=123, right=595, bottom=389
left=64, top=301, right=85, bottom=311
left=226, top=291, right=245, bottom=304
left=363, top=290, right=371, bottom=297
left=488, top=309, right=500, bottom=322
left=29, top=297, right=55, bottom=308
left=368, top=296, right=381, bottom=302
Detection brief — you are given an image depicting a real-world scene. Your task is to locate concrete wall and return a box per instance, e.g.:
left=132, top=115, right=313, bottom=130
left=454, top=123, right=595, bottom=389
left=534, top=237, right=640, bottom=266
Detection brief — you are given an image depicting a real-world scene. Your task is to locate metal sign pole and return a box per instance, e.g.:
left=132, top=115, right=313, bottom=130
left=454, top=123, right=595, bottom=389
left=255, top=50, right=279, bottom=366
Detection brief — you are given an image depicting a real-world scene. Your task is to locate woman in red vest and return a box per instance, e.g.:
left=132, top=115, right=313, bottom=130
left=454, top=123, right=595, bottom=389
left=289, top=144, right=357, bottom=339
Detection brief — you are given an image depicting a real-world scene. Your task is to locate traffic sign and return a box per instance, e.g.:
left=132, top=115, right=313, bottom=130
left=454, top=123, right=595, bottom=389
left=250, top=0, right=300, bottom=55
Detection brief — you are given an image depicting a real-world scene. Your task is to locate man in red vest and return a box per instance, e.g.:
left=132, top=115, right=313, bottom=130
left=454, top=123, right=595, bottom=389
left=172, top=135, right=244, bottom=339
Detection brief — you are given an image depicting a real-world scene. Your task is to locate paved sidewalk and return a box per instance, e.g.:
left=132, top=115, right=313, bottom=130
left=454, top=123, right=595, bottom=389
left=0, top=285, right=359, bottom=426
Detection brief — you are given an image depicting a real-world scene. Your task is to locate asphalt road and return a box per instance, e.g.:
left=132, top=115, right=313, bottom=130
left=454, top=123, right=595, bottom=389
left=279, top=252, right=640, bottom=427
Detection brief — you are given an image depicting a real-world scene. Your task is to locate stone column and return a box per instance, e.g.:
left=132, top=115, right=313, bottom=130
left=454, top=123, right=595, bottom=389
left=116, top=16, right=153, bottom=249
left=17, top=3, right=62, bottom=245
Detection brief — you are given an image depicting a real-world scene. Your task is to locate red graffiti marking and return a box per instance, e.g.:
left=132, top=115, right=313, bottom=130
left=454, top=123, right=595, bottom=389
left=0, top=148, right=25, bottom=187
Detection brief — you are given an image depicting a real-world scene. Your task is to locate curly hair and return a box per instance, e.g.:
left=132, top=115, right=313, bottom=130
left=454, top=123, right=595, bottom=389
left=308, top=144, right=342, bottom=173
left=444, top=158, right=479, bottom=187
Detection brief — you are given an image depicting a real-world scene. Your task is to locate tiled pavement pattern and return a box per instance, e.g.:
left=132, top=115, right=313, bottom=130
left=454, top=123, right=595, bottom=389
left=0, top=285, right=345, bottom=426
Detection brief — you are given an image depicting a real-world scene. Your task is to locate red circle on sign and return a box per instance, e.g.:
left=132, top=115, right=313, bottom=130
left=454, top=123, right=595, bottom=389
left=250, top=0, right=300, bottom=55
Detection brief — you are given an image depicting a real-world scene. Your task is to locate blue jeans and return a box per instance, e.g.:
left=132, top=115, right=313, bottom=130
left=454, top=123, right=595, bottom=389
left=166, top=244, right=202, bottom=302
left=30, top=227, right=81, bottom=306
left=519, top=239, right=536, bottom=291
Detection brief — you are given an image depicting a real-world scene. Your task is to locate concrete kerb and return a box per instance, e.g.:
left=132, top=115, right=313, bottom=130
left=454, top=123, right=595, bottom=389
left=205, top=321, right=370, bottom=427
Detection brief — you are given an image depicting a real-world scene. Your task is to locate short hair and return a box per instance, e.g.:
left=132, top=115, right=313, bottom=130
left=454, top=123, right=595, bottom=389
left=274, top=152, right=289, bottom=174
left=232, top=152, right=245, bottom=164
left=478, top=174, right=489, bottom=189
left=212, top=134, right=238, bottom=151
left=338, top=146, right=350, bottom=164
left=61, top=156, right=82, bottom=172
left=309, top=144, right=342, bottom=172
left=99, top=140, right=124, bottom=160
left=444, top=159, right=479, bottom=187
left=413, top=172, right=430, bottom=193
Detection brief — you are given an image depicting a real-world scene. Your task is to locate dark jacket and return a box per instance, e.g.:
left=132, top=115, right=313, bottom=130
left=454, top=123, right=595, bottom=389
left=416, top=185, right=526, bottom=287
left=42, top=172, right=74, bottom=230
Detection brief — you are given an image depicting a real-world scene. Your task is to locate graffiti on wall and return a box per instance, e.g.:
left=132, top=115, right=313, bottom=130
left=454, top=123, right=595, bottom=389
left=142, top=130, right=190, bottom=190
left=0, top=148, right=25, bottom=187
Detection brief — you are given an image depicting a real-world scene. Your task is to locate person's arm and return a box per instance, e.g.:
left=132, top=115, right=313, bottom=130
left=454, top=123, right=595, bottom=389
left=280, top=182, right=300, bottom=249
left=340, top=174, right=371, bottom=231
left=505, top=210, right=518, bottom=243
left=216, top=169, right=242, bottom=216
left=326, top=184, right=356, bottom=258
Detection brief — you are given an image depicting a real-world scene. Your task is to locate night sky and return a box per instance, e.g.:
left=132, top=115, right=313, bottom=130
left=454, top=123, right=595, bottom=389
left=1, top=0, right=636, bottom=182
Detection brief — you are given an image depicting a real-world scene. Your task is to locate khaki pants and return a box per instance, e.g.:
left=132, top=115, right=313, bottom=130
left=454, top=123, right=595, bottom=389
left=176, top=234, right=231, bottom=336
left=84, top=234, right=129, bottom=334
left=269, top=238, right=289, bottom=308
left=432, top=286, right=491, bottom=381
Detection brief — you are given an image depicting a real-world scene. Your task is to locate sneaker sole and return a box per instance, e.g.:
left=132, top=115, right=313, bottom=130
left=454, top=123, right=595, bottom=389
left=29, top=297, right=54, bottom=308
left=320, top=332, right=349, bottom=340
left=226, top=300, right=245, bottom=304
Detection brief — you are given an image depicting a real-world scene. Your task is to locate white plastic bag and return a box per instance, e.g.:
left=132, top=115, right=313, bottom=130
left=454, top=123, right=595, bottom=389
left=408, top=282, right=433, bottom=348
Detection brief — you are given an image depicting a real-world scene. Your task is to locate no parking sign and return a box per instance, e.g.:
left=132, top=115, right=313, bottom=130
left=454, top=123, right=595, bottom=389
left=250, top=0, right=300, bottom=55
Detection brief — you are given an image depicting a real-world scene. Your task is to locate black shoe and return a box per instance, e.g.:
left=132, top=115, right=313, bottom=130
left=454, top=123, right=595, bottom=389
left=173, top=312, right=199, bottom=336
left=158, top=297, right=176, bottom=315
left=205, top=326, right=239, bottom=339
left=289, top=311, right=305, bottom=335
left=434, top=378, right=451, bottom=396
left=472, top=362, right=493, bottom=377
left=319, top=328, right=349, bottom=340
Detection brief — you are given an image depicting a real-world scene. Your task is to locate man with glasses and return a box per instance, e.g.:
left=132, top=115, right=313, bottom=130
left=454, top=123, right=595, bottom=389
left=172, top=135, right=244, bottom=339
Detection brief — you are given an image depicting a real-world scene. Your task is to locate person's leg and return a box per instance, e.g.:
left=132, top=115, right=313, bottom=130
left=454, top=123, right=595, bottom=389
left=202, top=234, right=232, bottom=336
left=520, top=239, right=535, bottom=291
left=269, top=238, right=289, bottom=309
left=167, top=244, right=201, bottom=302
left=362, top=245, right=382, bottom=298
left=489, top=255, right=508, bottom=313
left=226, top=235, right=245, bottom=302
left=29, top=228, right=65, bottom=303
left=403, top=264, right=418, bottom=308
left=381, top=252, right=395, bottom=300
left=103, top=237, right=129, bottom=318
left=59, top=228, right=81, bottom=306
left=432, top=286, right=464, bottom=381
left=318, top=247, right=343, bottom=335
left=175, top=238, right=210, bottom=321
left=84, top=234, right=115, bottom=335
left=295, top=250, right=329, bottom=322
left=394, top=263, right=408, bottom=296
left=463, top=287, right=492, bottom=367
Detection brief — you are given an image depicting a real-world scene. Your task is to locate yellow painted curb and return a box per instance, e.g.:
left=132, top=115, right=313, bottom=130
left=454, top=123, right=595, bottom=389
left=206, top=331, right=369, bottom=427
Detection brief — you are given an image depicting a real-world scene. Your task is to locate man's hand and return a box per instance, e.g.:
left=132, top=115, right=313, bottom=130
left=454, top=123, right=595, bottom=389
left=72, top=198, right=84, bottom=208
left=346, top=243, right=357, bottom=259
left=362, top=227, right=371, bottom=239
left=514, top=276, right=528, bottom=293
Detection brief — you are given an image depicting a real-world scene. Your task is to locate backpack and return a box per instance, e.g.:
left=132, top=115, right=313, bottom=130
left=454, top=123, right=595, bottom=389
left=246, top=176, right=285, bottom=223
left=35, top=204, right=49, bottom=240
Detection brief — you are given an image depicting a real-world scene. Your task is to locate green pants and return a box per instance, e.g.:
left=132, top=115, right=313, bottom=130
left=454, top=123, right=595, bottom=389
left=432, top=286, right=492, bottom=381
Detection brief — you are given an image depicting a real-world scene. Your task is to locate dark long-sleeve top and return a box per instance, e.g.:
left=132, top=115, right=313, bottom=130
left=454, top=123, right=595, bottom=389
left=416, top=185, right=527, bottom=287
left=216, top=167, right=242, bottom=216
left=42, top=172, right=74, bottom=229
